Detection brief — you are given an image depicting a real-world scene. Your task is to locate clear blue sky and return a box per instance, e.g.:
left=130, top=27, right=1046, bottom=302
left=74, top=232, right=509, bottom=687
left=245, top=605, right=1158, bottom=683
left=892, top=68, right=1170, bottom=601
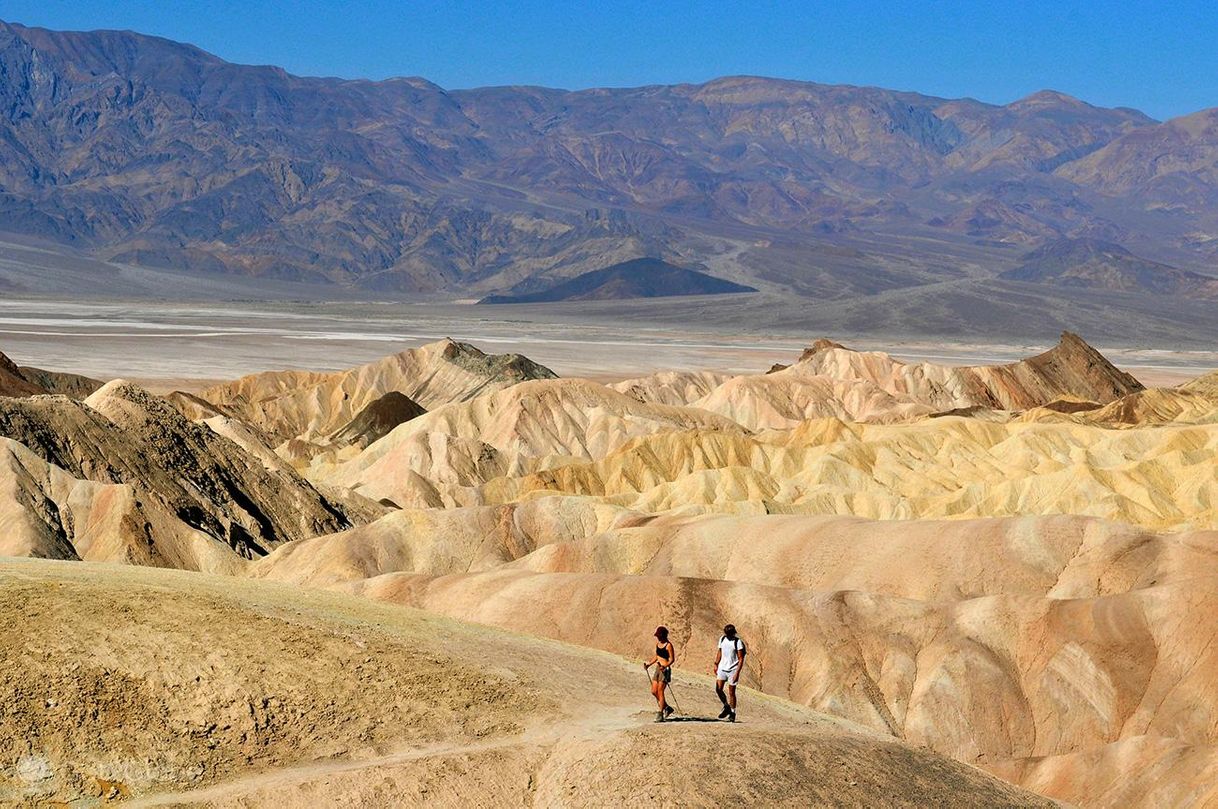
left=4, top=0, right=1216, bottom=120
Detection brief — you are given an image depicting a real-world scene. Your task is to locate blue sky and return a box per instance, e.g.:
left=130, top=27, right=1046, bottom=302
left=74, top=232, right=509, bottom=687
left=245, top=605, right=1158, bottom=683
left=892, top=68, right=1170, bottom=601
left=4, top=0, right=1216, bottom=120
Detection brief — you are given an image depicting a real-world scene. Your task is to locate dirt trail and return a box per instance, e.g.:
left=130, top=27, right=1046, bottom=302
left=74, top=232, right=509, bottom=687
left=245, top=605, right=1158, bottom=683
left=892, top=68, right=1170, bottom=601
left=130, top=734, right=548, bottom=806
left=3, top=559, right=1054, bottom=807
left=132, top=698, right=643, bottom=806
left=132, top=670, right=824, bottom=807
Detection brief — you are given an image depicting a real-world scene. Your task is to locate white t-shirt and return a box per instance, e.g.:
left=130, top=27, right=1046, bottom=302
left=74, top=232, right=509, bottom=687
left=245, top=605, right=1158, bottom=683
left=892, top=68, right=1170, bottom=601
left=717, top=635, right=745, bottom=674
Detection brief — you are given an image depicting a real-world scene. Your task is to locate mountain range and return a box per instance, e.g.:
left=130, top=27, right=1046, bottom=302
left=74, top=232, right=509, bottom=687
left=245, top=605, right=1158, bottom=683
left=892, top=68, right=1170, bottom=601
left=1, top=20, right=1217, bottom=331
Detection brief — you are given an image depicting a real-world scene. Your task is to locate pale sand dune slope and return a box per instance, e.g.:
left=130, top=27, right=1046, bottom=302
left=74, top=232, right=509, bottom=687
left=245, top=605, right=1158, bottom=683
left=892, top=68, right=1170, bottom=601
left=314, top=377, right=744, bottom=505
left=0, top=559, right=1050, bottom=808
left=458, top=417, right=1218, bottom=530
left=691, top=332, right=1143, bottom=429
left=337, top=567, right=1218, bottom=809
left=180, top=339, right=556, bottom=443
left=249, top=504, right=1218, bottom=807
left=1073, top=385, right=1218, bottom=426
left=249, top=497, right=626, bottom=588
left=609, top=369, right=733, bottom=406
left=255, top=505, right=1207, bottom=602
left=692, top=371, right=938, bottom=428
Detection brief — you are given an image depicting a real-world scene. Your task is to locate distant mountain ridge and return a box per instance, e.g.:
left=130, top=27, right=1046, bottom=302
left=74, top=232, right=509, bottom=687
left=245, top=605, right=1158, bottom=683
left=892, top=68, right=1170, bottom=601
left=1000, top=238, right=1218, bottom=296
left=0, top=19, right=1216, bottom=309
left=479, top=258, right=757, bottom=303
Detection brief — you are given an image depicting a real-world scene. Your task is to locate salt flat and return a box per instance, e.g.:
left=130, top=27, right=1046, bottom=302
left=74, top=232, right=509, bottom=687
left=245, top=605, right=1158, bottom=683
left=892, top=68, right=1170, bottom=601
left=1, top=298, right=1213, bottom=388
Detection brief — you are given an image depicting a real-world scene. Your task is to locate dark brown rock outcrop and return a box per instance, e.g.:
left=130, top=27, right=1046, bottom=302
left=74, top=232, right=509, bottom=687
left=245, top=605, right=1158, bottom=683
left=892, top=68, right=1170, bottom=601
left=329, top=391, right=427, bottom=449
left=0, top=380, right=359, bottom=562
left=0, top=352, right=45, bottom=397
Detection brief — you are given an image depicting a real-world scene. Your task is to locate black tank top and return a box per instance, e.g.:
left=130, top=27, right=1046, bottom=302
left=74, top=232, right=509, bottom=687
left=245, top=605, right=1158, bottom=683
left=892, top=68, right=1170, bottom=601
left=656, top=644, right=670, bottom=660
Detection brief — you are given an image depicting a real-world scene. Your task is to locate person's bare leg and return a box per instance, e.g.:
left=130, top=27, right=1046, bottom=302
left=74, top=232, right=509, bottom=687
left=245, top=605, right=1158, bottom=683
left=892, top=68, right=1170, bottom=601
left=651, top=676, right=668, bottom=721
left=726, top=683, right=736, bottom=712
left=716, top=678, right=733, bottom=719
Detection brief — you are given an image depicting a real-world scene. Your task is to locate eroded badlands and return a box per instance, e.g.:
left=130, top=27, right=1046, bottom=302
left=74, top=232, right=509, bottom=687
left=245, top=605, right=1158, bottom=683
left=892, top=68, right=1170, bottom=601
left=4, top=333, right=1218, bottom=807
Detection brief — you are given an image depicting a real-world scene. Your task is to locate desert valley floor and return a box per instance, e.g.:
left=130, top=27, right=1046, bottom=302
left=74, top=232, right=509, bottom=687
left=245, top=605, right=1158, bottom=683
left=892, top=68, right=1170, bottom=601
left=3, top=298, right=1217, bottom=386
left=5, top=303, right=1218, bottom=806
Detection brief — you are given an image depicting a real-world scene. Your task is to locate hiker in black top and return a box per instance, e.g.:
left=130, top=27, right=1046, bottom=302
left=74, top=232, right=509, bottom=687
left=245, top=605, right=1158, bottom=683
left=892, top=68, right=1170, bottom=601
left=644, top=625, right=676, bottom=722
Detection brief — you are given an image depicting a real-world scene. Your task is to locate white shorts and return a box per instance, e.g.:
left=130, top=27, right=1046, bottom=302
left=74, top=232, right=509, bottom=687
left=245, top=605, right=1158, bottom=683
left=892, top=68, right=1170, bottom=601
left=717, top=669, right=739, bottom=684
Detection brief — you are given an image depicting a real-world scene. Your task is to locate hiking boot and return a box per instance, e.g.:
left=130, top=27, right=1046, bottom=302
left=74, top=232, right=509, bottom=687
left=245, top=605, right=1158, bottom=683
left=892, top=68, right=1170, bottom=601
left=718, top=704, right=732, bottom=719
left=655, top=711, right=665, bottom=723
left=663, top=705, right=675, bottom=717
left=728, top=711, right=736, bottom=723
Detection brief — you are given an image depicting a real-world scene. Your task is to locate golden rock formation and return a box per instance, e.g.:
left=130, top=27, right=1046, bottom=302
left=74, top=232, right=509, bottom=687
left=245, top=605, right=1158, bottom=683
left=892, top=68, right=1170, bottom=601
left=177, top=338, right=556, bottom=443
left=5, top=332, right=1218, bottom=806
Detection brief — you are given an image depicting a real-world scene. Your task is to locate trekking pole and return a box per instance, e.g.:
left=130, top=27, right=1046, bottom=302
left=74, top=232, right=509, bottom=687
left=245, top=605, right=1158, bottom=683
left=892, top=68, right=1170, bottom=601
left=643, top=663, right=682, bottom=716
left=666, top=676, right=683, bottom=715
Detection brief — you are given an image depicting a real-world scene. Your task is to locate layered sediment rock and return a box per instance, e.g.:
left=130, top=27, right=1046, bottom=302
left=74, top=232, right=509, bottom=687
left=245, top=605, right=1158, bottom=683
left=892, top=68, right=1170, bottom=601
left=0, top=381, right=363, bottom=568
left=179, top=338, right=556, bottom=443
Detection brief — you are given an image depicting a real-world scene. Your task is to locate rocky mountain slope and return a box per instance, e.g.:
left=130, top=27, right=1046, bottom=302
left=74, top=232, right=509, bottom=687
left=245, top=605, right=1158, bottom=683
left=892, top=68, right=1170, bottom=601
left=0, top=350, right=100, bottom=398
left=328, top=391, right=427, bottom=450
left=311, top=332, right=1148, bottom=510
left=0, top=380, right=365, bottom=568
left=2, top=19, right=1217, bottom=311
left=694, top=331, right=1142, bottom=427
left=0, top=352, right=43, bottom=397
left=1000, top=237, right=1218, bottom=294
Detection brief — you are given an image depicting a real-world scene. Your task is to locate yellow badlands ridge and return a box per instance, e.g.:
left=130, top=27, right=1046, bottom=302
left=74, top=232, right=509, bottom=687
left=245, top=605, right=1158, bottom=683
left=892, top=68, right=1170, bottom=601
left=4, top=333, right=1218, bottom=806
left=323, top=409, right=1218, bottom=529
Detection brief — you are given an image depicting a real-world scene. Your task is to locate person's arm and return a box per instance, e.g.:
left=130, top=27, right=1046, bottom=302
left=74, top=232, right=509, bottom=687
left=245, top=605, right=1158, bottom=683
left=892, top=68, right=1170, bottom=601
left=713, top=645, right=722, bottom=673
left=732, top=642, right=745, bottom=684
left=661, top=642, right=675, bottom=669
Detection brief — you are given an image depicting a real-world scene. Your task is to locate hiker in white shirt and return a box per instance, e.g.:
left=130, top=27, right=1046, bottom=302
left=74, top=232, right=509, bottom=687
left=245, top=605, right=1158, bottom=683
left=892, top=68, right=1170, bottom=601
left=713, top=623, right=746, bottom=722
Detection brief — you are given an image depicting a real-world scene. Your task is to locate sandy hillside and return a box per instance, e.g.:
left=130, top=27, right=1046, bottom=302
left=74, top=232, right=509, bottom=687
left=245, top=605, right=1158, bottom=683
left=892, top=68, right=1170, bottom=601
left=248, top=507, right=1218, bottom=808
left=0, top=558, right=1050, bottom=808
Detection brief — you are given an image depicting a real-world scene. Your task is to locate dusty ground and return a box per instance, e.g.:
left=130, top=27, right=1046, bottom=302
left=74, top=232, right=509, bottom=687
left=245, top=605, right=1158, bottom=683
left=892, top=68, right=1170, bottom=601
left=0, top=558, right=1053, bottom=807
